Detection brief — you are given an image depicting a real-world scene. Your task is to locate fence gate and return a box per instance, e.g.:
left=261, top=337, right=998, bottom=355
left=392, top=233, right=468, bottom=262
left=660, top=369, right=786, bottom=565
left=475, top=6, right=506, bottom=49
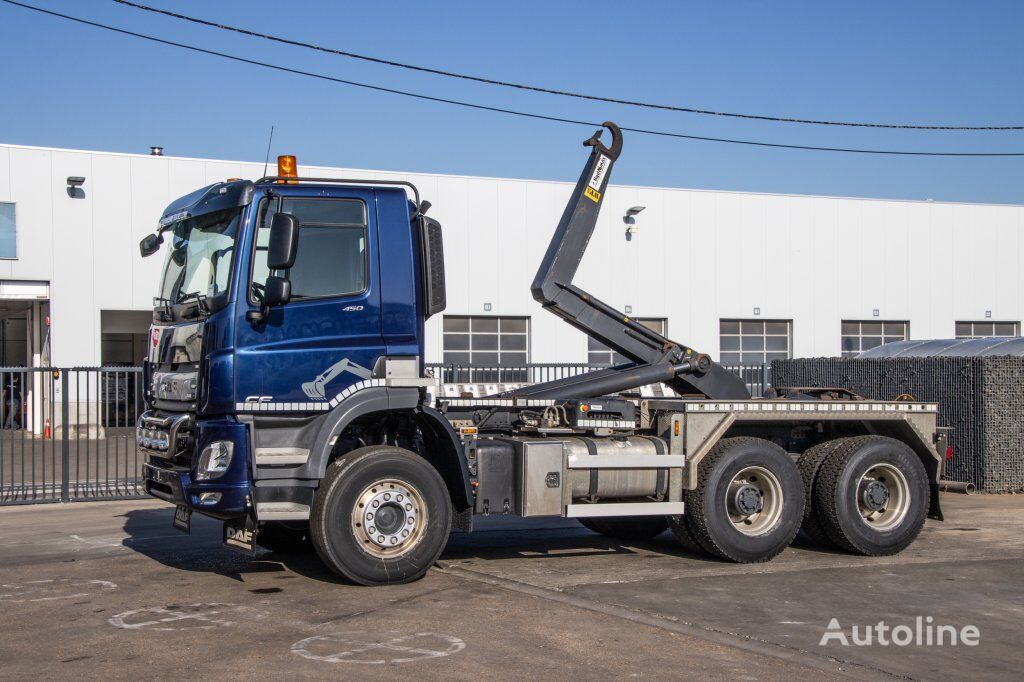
left=0, top=367, right=145, bottom=505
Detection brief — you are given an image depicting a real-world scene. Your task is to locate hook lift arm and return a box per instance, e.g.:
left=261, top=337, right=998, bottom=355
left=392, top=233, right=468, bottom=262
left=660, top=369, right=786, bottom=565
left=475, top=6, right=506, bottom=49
left=514, top=122, right=751, bottom=400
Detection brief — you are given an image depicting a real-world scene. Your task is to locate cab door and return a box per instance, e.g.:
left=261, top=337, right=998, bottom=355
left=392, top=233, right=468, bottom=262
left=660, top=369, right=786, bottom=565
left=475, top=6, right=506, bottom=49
left=234, top=189, right=385, bottom=411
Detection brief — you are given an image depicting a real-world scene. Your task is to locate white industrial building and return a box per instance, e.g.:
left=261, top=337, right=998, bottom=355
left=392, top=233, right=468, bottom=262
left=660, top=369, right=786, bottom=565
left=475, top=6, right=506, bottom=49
left=0, top=141, right=1022, bottom=375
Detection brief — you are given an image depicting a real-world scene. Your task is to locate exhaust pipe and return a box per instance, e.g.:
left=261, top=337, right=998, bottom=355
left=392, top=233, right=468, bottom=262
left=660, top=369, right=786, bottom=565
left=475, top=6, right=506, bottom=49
left=939, top=480, right=977, bottom=494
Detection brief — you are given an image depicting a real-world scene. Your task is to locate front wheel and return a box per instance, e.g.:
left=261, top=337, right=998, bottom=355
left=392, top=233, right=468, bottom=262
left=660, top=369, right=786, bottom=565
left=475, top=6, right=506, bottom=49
left=310, top=445, right=452, bottom=585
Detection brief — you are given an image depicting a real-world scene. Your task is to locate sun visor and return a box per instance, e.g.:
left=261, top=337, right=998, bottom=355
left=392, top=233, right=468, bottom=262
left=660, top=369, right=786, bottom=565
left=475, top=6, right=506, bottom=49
left=158, top=180, right=254, bottom=228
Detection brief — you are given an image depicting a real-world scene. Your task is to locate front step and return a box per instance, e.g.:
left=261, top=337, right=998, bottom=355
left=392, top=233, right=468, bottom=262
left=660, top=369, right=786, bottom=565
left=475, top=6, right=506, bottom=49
left=256, top=502, right=310, bottom=521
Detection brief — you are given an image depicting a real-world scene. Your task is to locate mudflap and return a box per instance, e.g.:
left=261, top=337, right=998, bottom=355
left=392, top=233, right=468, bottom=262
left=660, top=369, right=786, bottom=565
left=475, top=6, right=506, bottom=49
left=223, top=515, right=259, bottom=553
left=173, top=505, right=192, bottom=533
left=929, top=483, right=944, bottom=521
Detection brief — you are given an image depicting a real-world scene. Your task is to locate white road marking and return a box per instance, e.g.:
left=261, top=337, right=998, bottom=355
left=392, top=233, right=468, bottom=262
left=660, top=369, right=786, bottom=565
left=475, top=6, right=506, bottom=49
left=108, top=603, right=236, bottom=631
left=0, top=578, right=117, bottom=603
left=291, top=631, right=466, bottom=664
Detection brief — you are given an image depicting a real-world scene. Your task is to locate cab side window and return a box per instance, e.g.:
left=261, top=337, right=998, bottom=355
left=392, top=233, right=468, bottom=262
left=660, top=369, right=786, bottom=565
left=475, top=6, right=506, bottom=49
left=252, top=197, right=367, bottom=301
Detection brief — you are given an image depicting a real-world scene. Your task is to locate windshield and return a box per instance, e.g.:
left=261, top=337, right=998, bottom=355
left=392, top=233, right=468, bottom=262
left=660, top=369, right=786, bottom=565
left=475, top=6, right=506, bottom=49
left=158, top=208, right=241, bottom=304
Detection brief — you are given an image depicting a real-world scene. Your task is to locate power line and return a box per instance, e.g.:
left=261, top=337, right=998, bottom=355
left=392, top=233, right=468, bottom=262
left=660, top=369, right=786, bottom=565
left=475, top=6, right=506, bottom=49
left=113, top=0, right=1023, bottom=132
left=4, top=0, right=1024, bottom=157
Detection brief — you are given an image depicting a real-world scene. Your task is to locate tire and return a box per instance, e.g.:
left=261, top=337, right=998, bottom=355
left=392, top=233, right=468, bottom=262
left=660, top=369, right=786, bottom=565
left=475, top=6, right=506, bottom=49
left=682, top=437, right=804, bottom=563
left=795, top=439, right=850, bottom=549
left=310, top=445, right=452, bottom=585
left=813, top=435, right=929, bottom=556
left=668, top=514, right=709, bottom=557
left=578, top=516, right=668, bottom=541
left=257, top=521, right=314, bottom=554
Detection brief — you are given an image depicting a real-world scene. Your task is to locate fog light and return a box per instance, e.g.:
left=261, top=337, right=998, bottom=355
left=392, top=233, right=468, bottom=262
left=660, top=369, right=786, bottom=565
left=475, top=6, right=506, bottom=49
left=198, top=492, right=222, bottom=505
left=195, top=441, right=234, bottom=480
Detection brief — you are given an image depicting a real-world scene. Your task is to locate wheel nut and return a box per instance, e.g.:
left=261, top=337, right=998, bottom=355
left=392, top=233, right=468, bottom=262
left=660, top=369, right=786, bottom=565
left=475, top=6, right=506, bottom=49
left=390, top=537, right=397, bottom=544
left=372, top=500, right=380, bottom=508
left=368, top=526, right=376, bottom=534
left=407, top=518, right=414, bottom=525
left=384, top=493, right=391, bottom=501
left=402, top=530, right=409, bottom=537
left=397, top=494, right=404, bottom=502
left=378, top=535, right=385, bottom=543
left=366, top=512, right=373, bottom=520
left=405, top=503, right=412, bottom=511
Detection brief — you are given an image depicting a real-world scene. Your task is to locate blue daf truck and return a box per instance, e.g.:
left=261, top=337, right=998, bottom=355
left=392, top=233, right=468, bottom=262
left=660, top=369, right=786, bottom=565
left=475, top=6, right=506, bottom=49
left=138, top=123, right=946, bottom=585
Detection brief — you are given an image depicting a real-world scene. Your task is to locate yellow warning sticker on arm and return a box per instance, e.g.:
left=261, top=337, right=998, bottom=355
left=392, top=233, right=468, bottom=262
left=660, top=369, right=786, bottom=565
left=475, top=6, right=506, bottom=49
left=584, top=187, right=601, bottom=202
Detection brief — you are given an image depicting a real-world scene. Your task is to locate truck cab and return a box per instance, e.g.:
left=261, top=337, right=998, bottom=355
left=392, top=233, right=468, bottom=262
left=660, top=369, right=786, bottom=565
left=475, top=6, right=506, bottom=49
left=138, top=163, right=457, bottom=556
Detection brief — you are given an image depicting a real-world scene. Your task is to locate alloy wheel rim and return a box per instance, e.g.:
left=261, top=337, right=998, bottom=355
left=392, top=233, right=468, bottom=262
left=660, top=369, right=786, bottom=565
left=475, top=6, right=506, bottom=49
left=350, top=478, right=427, bottom=559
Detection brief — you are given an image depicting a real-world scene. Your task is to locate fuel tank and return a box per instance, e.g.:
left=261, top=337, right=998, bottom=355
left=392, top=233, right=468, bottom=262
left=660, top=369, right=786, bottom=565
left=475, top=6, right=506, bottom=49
left=562, top=436, right=667, bottom=499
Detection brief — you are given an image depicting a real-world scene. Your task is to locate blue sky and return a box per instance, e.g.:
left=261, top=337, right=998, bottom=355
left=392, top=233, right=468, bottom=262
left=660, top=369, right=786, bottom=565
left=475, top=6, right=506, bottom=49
left=1, top=0, right=1022, bottom=203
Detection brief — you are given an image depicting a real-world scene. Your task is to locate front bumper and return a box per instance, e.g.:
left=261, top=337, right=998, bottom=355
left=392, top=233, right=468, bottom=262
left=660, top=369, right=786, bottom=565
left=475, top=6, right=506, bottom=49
left=141, top=416, right=251, bottom=519
left=143, top=461, right=250, bottom=518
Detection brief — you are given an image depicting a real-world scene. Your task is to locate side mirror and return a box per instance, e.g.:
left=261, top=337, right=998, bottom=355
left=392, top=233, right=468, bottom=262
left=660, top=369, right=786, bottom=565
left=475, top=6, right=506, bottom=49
left=139, top=232, right=163, bottom=257
left=263, top=275, right=291, bottom=307
left=267, top=213, right=299, bottom=270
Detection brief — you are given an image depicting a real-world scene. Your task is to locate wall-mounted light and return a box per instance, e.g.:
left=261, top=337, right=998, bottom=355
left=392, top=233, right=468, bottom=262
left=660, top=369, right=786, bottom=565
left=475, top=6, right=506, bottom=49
left=150, top=146, right=164, bottom=156
left=873, top=309, right=880, bottom=317
left=753, top=307, right=761, bottom=316
left=625, top=305, right=633, bottom=314
left=483, top=302, right=492, bottom=312
left=624, top=206, right=645, bottom=241
left=66, top=176, right=86, bottom=199
left=985, top=310, right=992, bottom=318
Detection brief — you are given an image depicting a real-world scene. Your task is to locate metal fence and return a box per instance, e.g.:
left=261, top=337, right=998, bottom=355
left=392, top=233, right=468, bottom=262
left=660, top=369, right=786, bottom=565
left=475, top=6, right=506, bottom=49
left=0, top=362, right=771, bottom=506
left=0, top=367, right=145, bottom=506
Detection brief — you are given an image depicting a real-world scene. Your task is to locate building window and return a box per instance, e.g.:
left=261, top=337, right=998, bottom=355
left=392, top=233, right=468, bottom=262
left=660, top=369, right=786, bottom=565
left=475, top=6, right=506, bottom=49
left=587, top=318, right=667, bottom=365
left=955, top=321, right=1019, bottom=339
left=0, top=203, right=15, bottom=259
left=841, top=321, right=908, bottom=357
left=719, top=320, right=791, bottom=365
left=442, top=316, right=529, bottom=382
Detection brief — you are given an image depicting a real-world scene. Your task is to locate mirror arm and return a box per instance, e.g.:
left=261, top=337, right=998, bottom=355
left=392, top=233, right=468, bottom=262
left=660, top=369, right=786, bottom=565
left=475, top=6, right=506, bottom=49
left=246, top=305, right=269, bottom=325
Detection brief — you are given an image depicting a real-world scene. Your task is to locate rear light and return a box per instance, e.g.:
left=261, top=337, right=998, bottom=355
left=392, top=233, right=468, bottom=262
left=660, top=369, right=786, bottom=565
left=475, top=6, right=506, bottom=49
left=276, top=155, right=298, bottom=184
left=945, top=445, right=953, bottom=461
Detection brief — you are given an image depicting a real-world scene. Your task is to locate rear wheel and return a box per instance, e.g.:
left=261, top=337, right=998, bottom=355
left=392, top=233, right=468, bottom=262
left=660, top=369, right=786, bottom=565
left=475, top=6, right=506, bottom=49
left=813, top=435, right=929, bottom=556
left=257, top=521, right=313, bottom=554
left=578, top=516, right=668, bottom=541
left=310, top=445, right=452, bottom=585
left=795, top=439, right=849, bottom=549
left=679, top=437, right=803, bottom=563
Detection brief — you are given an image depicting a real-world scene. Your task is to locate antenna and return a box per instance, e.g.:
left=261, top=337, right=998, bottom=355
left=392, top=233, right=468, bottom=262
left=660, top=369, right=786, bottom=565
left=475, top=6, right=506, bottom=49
left=262, top=125, right=275, bottom=178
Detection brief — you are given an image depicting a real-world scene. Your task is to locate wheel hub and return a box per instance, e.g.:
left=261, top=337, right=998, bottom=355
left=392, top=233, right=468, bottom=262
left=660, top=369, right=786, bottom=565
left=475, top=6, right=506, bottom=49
left=725, top=466, right=783, bottom=536
left=352, top=480, right=424, bottom=556
left=860, top=480, right=890, bottom=512
left=732, top=485, right=764, bottom=516
left=857, top=463, right=910, bottom=531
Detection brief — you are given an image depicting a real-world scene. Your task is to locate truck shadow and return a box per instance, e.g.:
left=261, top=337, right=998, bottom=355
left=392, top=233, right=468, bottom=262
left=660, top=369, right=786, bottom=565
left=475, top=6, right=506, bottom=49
left=118, top=507, right=349, bottom=585
left=119, top=507, right=730, bottom=586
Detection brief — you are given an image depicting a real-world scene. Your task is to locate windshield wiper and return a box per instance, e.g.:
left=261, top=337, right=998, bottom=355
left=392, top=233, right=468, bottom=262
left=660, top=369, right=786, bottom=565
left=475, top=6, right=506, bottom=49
left=153, top=296, right=174, bottom=323
left=177, top=292, right=210, bottom=319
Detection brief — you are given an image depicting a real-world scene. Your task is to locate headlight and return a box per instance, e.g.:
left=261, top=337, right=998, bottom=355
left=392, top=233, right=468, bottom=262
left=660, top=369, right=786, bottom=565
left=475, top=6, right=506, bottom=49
left=195, top=441, right=234, bottom=480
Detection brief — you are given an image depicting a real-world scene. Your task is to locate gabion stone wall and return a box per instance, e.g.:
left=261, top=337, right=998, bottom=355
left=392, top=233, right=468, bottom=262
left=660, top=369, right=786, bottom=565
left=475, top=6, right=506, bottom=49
left=771, top=357, right=1024, bottom=492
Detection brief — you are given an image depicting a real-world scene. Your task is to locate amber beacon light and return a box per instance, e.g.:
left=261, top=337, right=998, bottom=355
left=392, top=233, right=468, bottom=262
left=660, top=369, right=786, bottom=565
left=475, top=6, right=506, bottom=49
left=276, top=155, right=298, bottom=183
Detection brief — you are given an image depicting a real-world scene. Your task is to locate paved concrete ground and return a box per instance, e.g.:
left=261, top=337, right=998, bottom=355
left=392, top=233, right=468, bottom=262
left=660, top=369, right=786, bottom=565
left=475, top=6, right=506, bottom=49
left=0, top=493, right=1021, bottom=680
